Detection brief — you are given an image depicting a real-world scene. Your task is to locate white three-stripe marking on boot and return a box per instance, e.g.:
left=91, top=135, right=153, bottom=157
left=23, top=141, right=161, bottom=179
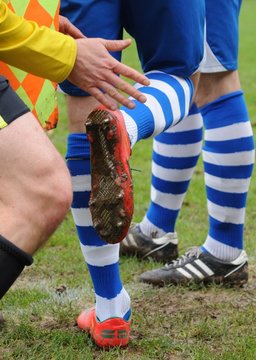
left=194, top=259, right=214, bottom=276
left=177, top=267, right=193, bottom=279
left=185, top=264, right=204, bottom=279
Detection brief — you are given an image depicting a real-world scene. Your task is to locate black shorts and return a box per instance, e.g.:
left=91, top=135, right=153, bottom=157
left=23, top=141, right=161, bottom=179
left=0, top=76, right=30, bottom=129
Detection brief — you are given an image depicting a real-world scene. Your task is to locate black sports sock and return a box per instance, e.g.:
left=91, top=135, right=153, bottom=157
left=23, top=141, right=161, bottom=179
left=0, top=235, right=33, bottom=299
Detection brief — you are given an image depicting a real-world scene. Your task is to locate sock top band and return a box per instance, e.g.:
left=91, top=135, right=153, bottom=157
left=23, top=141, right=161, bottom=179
left=0, top=235, right=33, bottom=266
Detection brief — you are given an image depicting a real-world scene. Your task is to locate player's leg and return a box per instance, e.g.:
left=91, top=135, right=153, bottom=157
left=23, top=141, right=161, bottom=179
left=85, top=0, right=205, bottom=243
left=120, top=104, right=203, bottom=262
left=59, top=0, right=123, bottom=131
left=66, top=133, right=131, bottom=348
left=198, top=71, right=254, bottom=262
left=139, top=0, right=254, bottom=286
left=0, top=76, right=72, bottom=299
left=119, top=0, right=205, bottom=259
left=182, top=0, right=254, bottom=265
left=60, top=0, right=132, bottom=348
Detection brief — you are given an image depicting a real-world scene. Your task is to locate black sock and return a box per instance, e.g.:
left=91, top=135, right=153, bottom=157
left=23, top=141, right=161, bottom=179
left=0, top=235, right=33, bottom=299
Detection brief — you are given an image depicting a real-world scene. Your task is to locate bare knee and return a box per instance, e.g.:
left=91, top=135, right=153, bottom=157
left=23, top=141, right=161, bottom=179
left=0, top=114, right=73, bottom=253
left=66, top=95, right=100, bottom=133
left=40, top=157, right=72, bottom=238
left=0, top=155, right=72, bottom=254
left=195, top=71, right=241, bottom=108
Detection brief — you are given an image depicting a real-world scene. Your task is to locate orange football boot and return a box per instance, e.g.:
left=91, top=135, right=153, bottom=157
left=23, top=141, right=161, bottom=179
left=85, top=106, right=133, bottom=244
left=77, top=308, right=131, bottom=348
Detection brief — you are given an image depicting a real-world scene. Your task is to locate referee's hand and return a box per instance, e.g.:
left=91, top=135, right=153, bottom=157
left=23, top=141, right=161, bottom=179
left=68, top=38, right=150, bottom=110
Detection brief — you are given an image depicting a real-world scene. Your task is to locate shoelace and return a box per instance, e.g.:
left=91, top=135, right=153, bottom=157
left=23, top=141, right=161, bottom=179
left=129, top=222, right=138, bottom=231
left=165, top=246, right=200, bottom=268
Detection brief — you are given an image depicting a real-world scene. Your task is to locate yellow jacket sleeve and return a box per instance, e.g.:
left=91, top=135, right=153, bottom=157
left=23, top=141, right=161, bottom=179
left=0, top=0, right=77, bottom=83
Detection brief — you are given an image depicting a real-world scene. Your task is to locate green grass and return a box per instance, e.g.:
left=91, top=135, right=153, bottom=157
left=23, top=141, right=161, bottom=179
left=1, top=1, right=256, bottom=359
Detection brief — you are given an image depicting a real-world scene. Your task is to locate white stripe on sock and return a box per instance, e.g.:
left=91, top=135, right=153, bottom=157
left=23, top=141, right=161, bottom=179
left=133, top=77, right=182, bottom=126
left=143, top=93, right=166, bottom=137
left=95, top=287, right=131, bottom=322
left=205, top=121, right=253, bottom=141
left=207, top=200, right=245, bottom=224
left=194, top=259, right=214, bottom=276
left=203, top=235, right=242, bottom=261
left=80, top=243, right=119, bottom=266
left=165, top=112, right=202, bottom=133
left=71, top=175, right=91, bottom=192
left=172, top=75, right=191, bottom=118
left=204, top=173, right=251, bottom=193
left=121, top=111, right=138, bottom=147
left=203, top=149, right=255, bottom=166
left=151, top=186, right=185, bottom=210
left=71, top=208, right=92, bottom=227
left=152, top=162, right=196, bottom=182
left=146, top=79, right=181, bottom=128
left=154, top=139, right=202, bottom=157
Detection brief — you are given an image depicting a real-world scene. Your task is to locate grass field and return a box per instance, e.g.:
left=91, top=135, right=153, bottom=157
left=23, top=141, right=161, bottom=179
left=1, top=2, right=256, bottom=359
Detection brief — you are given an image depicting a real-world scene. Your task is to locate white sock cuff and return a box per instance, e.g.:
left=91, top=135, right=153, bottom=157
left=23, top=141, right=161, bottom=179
left=203, top=236, right=242, bottom=262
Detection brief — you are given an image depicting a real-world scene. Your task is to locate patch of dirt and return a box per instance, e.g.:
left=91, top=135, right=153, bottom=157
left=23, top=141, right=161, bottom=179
left=130, top=269, right=256, bottom=346
left=134, top=264, right=256, bottom=313
left=38, top=316, right=77, bottom=330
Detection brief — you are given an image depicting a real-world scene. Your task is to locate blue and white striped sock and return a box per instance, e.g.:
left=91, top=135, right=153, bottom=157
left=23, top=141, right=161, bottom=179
left=140, top=104, right=203, bottom=237
left=66, top=134, right=131, bottom=322
left=121, top=71, right=194, bottom=147
left=201, top=91, right=255, bottom=261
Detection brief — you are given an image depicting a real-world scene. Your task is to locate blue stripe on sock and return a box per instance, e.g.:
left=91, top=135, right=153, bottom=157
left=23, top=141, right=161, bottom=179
left=201, top=246, right=209, bottom=254
left=72, top=191, right=90, bottom=208
left=204, top=136, right=254, bottom=154
left=66, top=133, right=90, bottom=160
left=189, top=102, right=200, bottom=115
left=66, top=155, right=91, bottom=176
left=76, top=226, right=106, bottom=247
left=122, top=72, right=193, bottom=141
left=153, top=151, right=199, bottom=169
left=147, top=202, right=179, bottom=233
left=123, top=99, right=155, bottom=140
left=146, top=72, right=193, bottom=120
left=201, top=91, right=253, bottom=255
left=155, top=128, right=202, bottom=145
left=123, top=309, right=131, bottom=321
left=209, top=216, right=243, bottom=249
left=152, top=175, right=189, bottom=194
left=204, top=162, right=254, bottom=179
left=87, top=262, right=122, bottom=299
left=200, top=91, right=249, bottom=129
left=206, top=186, right=247, bottom=208
left=66, top=159, right=90, bottom=176
left=67, top=133, right=124, bottom=306
left=139, top=87, right=174, bottom=129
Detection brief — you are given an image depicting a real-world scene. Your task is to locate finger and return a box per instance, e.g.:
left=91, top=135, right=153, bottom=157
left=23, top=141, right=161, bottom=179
left=67, top=24, right=85, bottom=39
left=99, top=81, right=136, bottom=109
left=59, top=16, right=85, bottom=39
left=87, top=87, right=118, bottom=110
left=102, top=73, right=147, bottom=103
left=65, top=22, right=85, bottom=39
left=113, top=61, right=150, bottom=86
left=101, top=38, right=132, bottom=52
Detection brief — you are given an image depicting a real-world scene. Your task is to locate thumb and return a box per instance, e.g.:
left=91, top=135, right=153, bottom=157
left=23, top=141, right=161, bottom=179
left=101, top=38, right=132, bottom=52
